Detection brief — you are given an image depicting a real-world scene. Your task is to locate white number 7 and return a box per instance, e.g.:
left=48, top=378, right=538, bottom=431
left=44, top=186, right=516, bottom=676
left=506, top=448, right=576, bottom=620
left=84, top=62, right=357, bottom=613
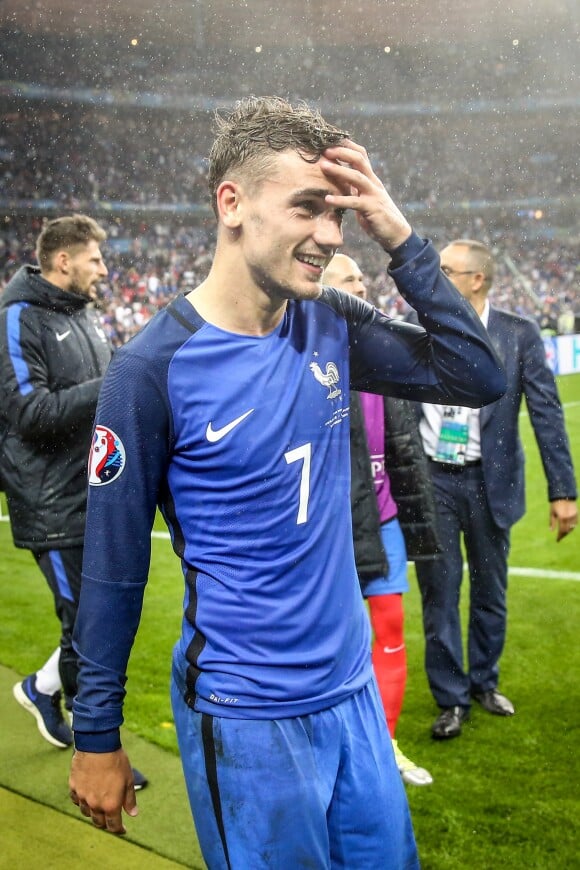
left=284, top=442, right=312, bottom=525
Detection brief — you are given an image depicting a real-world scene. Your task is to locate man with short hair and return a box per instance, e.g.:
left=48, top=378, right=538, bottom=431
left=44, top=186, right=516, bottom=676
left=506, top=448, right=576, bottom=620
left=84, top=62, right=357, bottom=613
left=0, top=215, right=147, bottom=788
left=0, top=215, right=110, bottom=747
left=415, top=238, right=577, bottom=741
left=69, top=97, right=505, bottom=867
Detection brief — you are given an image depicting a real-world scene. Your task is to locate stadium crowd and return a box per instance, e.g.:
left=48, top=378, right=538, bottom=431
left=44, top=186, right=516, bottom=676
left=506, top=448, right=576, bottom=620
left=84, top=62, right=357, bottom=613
left=1, top=216, right=577, bottom=347
left=1, top=104, right=577, bottom=208
left=1, top=24, right=577, bottom=344
left=2, top=20, right=578, bottom=209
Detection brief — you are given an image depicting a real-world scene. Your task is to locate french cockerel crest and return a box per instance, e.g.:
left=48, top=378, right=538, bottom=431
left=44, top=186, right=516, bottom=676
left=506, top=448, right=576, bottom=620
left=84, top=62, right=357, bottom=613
left=309, top=360, right=342, bottom=399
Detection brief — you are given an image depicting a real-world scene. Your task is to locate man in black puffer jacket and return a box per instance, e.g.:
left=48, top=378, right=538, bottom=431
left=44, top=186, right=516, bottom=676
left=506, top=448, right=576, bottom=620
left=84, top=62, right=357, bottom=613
left=325, top=253, right=440, bottom=788
left=0, top=215, right=112, bottom=749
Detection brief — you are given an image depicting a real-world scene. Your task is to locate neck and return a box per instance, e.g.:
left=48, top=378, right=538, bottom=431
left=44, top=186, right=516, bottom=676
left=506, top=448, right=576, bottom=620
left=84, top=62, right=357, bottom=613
left=471, top=293, right=488, bottom=318
left=186, top=257, right=287, bottom=337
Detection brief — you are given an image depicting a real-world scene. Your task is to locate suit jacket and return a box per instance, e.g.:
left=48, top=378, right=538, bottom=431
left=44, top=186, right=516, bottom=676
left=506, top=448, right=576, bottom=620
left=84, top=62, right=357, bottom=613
left=410, top=303, right=576, bottom=529
left=479, top=306, right=576, bottom=529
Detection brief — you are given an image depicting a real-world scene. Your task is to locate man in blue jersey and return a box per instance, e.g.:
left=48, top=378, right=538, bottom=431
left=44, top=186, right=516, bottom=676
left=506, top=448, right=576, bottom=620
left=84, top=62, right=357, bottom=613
left=69, top=96, right=506, bottom=869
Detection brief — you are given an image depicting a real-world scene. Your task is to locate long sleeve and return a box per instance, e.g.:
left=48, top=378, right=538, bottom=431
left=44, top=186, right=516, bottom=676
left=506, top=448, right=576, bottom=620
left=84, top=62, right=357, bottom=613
left=328, top=233, right=507, bottom=408
left=520, top=318, right=577, bottom=500
left=72, top=343, right=173, bottom=750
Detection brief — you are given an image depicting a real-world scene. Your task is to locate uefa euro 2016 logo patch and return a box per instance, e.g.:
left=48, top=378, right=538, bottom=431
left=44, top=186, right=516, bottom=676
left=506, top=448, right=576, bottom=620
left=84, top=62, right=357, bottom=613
left=88, top=425, right=126, bottom=486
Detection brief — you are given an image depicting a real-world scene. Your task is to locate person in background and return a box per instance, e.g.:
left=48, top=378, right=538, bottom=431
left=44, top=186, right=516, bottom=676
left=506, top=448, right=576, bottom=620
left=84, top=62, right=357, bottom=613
left=324, top=253, right=436, bottom=787
left=537, top=302, right=558, bottom=338
left=14, top=648, right=67, bottom=747
left=557, top=306, right=575, bottom=336
left=0, top=214, right=147, bottom=788
left=414, top=238, right=577, bottom=740
left=69, top=97, right=505, bottom=867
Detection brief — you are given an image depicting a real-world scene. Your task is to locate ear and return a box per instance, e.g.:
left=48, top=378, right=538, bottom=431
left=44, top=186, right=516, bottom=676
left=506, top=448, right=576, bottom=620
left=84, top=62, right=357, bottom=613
left=54, top=250, right=71, bottom=275
left=216, top=180, right=243, bottom=228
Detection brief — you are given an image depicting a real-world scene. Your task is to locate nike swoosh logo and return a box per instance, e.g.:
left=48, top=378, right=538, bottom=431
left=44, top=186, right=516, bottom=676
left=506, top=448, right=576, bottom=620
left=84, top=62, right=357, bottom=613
left=206, top=409, right=254, bottom=443
left=56, top=330, right=71, bottom=342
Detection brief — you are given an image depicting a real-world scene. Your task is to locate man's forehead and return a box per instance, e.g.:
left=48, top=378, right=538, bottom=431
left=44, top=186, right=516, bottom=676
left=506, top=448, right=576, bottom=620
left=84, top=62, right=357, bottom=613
left=68, top=240, right=99, bottom=258
left=441, top=244, right=468, bottom=266
left=442, top=243, right=467, bottom=258
left=269, top=149, right=343, bottom=196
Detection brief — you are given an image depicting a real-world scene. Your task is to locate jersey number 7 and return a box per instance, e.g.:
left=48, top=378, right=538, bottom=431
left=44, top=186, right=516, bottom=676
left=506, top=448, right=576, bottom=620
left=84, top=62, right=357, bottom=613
left=284, top=443, right=312, bottom=525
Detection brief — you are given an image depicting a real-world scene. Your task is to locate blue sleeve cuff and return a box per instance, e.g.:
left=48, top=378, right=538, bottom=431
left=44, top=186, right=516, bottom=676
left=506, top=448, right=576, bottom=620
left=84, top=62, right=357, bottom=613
left=388, top=231, right=427, bottom=270
left=73, top=728, right=122, bottom=753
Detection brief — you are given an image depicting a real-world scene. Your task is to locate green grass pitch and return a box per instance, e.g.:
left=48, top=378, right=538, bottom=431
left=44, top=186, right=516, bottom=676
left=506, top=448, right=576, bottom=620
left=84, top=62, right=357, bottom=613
left=1, top=373, right=578, bottom=868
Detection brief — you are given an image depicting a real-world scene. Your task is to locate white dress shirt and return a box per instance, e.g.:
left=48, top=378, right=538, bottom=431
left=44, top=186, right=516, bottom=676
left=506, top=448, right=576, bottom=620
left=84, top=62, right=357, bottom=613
left=419, top=300, right=490, bottom=462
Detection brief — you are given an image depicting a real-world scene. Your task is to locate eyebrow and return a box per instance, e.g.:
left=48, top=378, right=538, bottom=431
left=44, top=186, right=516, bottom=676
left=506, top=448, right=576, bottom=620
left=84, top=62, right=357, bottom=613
left=290, top=188, right=335, bottom=200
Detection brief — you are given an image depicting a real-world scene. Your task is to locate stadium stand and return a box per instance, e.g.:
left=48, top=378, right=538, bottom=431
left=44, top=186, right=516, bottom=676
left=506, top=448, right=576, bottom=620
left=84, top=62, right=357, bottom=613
left=1, top=22, right=578, bottom=339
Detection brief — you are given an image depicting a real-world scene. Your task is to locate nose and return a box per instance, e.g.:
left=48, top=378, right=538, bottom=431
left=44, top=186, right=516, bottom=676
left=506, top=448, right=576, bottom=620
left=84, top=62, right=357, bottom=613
left=99, top=260, right=108, bottom=277
left=313, top=214, right=344, bottom=251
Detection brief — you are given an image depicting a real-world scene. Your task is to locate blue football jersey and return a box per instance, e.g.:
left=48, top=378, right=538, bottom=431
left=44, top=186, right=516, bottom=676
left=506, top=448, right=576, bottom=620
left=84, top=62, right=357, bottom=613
left=73, top=233, right=506, bottom=747
left=81, top=294, right=370, bottom=722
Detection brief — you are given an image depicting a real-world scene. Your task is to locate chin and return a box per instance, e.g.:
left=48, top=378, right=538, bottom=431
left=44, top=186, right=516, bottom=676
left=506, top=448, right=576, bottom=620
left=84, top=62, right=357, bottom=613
left=302, top=285, right=323, bottom=300
left=293, top=277, right=324, bottom=298
left=266, top=278, right=322, bottom=304
left=286, top=285, right=322, bottom=303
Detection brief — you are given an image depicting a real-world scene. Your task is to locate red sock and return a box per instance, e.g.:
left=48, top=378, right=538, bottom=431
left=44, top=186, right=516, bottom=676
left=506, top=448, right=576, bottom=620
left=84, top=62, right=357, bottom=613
left=368, top=594, right=407, bottom=738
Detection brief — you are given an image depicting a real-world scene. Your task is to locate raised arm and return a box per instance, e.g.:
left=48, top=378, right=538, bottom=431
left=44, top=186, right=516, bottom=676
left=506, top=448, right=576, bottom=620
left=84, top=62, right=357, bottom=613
left=319, top=141, right=506, bottom=406
left=324, top=234, right=506, bottom=406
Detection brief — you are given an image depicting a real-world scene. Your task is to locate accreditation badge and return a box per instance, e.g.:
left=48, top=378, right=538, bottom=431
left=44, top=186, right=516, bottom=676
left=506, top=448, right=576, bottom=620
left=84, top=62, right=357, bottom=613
left=434, top=406, right=470, bottom=465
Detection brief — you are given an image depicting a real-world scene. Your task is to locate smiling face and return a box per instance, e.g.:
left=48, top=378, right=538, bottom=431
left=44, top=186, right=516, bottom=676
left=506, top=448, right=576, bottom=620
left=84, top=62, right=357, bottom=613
left=220, top=149, right=347, bottom=304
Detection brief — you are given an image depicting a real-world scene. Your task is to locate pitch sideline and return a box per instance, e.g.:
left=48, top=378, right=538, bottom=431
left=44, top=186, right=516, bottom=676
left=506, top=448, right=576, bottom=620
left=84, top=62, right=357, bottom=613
left=149, top=531, right=580, bottom=583
left=0, top=519, right=577, bottom=582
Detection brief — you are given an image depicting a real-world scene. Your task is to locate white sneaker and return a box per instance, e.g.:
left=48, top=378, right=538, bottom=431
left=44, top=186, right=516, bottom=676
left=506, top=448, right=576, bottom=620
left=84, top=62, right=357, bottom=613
left=392, top=738, right=433, bottom=786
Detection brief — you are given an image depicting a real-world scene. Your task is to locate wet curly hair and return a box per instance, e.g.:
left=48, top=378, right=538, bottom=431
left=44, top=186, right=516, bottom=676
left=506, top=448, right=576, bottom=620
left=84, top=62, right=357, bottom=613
left=207, top=95, right=349, bottom=216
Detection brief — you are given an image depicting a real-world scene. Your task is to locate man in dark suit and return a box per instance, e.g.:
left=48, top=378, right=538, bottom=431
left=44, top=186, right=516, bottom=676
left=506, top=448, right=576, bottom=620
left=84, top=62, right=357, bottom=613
left=415, top=238, right=577, bottom=740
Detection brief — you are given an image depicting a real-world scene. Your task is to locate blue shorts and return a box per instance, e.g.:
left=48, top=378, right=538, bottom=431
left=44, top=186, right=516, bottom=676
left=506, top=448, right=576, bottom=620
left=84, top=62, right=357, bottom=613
left=171, top=651, right=418, bottom=869
left=363, top=517, right=410, bottom=598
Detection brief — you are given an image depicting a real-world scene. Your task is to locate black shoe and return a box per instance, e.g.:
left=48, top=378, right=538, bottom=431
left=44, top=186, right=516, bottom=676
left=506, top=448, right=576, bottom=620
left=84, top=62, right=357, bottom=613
left=472, top=689, right=515, bottom=716
left=132, top=767, right=149, bottom=791
left=431, top=705, right=470, bottom=740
